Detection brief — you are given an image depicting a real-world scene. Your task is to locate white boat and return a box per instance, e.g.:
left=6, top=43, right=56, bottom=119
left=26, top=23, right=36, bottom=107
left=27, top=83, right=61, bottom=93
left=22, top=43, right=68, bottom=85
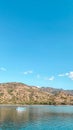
left=16, top=107, right=26, bottom=112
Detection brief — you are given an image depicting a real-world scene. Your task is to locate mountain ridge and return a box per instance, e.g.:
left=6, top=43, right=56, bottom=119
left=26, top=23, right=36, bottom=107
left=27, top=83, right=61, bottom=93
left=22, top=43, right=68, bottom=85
left=0, top=82, right=73, bottom=105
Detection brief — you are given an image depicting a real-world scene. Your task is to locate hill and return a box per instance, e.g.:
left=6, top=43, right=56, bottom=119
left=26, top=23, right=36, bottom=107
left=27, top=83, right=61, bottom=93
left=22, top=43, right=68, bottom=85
left=0, top=82, right=73, bottom=105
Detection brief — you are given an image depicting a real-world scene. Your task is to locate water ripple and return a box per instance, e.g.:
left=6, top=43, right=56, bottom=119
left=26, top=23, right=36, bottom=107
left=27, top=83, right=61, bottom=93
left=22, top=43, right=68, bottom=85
left=0, top=106, right=73, bottom=130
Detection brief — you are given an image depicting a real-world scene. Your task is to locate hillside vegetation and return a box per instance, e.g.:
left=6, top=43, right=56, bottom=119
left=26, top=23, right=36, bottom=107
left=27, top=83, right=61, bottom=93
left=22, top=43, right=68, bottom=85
left=0, top=82, right=73, bottom=105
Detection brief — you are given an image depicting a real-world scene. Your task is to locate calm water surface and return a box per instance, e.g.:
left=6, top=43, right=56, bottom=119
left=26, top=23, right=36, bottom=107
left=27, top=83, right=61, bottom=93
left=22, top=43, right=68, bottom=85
left=0, top=105, right=73, bottom=130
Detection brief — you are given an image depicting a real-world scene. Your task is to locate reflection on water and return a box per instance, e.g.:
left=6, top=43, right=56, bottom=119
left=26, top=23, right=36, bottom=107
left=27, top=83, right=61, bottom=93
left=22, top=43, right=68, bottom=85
left=0, top=105, right=73, bottom=129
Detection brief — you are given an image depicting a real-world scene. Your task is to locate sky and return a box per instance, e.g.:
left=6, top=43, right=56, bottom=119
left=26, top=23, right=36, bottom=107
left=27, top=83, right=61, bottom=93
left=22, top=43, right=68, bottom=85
left=0, top=0, right=73, bottom=89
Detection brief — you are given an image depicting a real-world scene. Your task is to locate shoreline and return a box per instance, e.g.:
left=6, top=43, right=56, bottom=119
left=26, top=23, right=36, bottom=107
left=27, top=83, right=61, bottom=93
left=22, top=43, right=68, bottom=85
left=0, top=104, right=73, bottom=107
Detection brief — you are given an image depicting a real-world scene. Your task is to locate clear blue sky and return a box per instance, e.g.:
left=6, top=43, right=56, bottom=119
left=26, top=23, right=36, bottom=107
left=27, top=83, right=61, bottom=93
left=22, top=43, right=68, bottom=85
left=0, top=0, right=73, bottom=89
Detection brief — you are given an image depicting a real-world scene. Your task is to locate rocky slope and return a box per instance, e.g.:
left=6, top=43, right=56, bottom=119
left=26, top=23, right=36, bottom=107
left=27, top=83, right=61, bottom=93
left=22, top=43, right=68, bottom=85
left=0, top=82, right=73, bottom=105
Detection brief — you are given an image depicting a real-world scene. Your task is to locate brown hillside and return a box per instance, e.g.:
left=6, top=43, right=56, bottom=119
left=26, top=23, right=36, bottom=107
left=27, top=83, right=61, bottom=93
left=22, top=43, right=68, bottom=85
left=0, top=82, right=73, bottom=105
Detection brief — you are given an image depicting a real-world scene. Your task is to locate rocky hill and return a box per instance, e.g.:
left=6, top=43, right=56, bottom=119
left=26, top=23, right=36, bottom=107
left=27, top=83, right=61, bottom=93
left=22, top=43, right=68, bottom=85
left=0, top=82, right=73, bottom=105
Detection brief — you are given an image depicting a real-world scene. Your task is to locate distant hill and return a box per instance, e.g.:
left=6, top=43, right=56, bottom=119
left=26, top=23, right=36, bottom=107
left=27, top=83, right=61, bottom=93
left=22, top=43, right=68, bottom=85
left=0, top=82, right=73, bottom=105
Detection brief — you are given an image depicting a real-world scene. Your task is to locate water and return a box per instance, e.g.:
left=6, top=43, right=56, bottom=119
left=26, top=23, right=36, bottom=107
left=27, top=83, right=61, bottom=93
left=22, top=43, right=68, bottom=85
left=0, top=105, right=73, bottom=130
